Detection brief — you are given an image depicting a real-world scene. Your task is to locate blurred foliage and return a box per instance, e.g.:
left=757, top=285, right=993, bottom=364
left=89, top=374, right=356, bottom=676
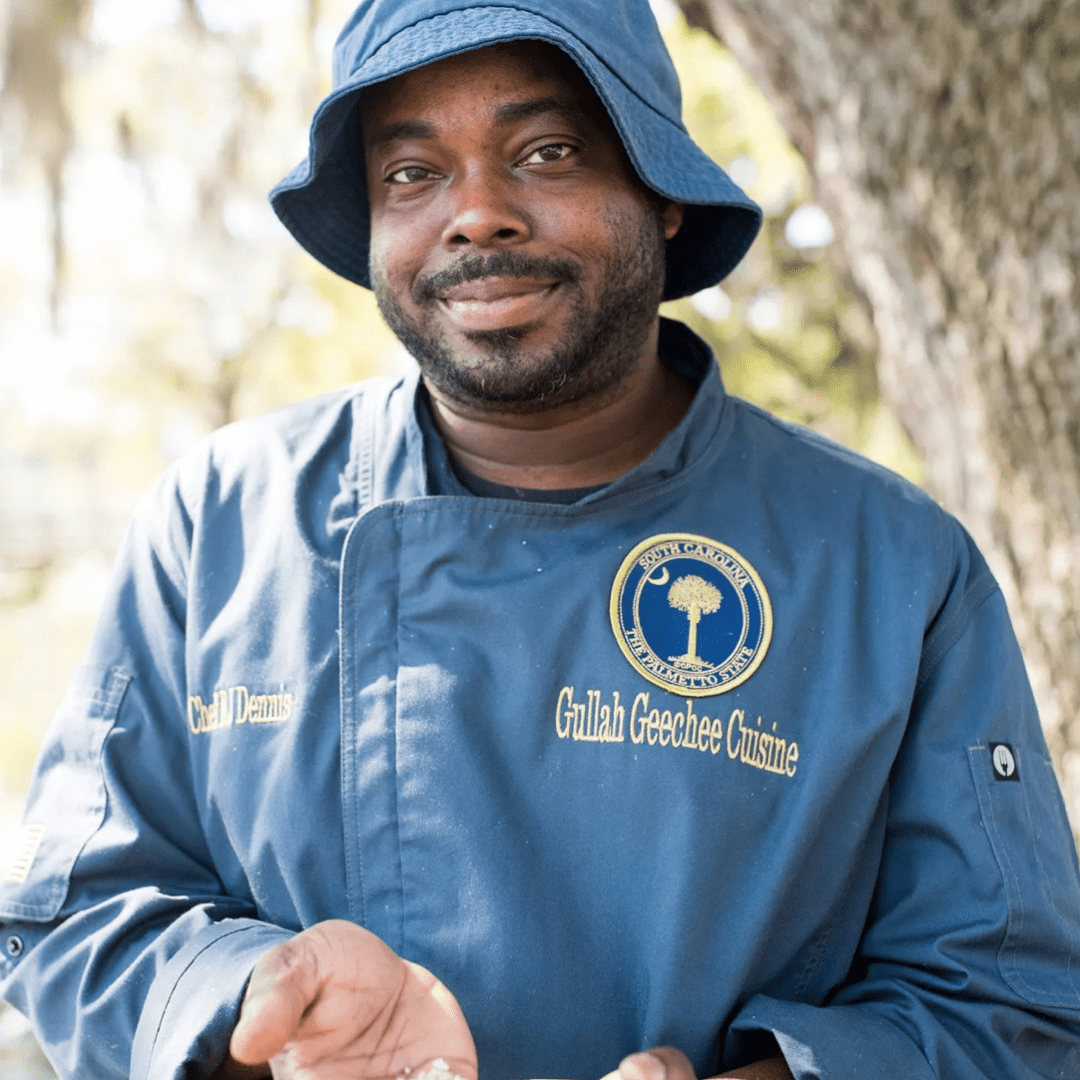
left=0, top=0, right=923, bottom=816
left=0, top=0, right=399, bottom=811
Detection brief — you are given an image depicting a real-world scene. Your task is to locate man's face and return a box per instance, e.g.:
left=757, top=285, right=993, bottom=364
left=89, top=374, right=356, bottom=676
left=362, top=42, right=683, bottom=413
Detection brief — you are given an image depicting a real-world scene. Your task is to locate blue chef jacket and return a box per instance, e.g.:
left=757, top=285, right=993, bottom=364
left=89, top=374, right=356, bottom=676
left=2, top=321, right=1079, bottom=1080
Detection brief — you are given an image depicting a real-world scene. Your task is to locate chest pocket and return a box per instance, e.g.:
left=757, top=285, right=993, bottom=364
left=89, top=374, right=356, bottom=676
left=0, top=666, right=130, bottom=922
left=968, top=743, right=1080, bottom=1008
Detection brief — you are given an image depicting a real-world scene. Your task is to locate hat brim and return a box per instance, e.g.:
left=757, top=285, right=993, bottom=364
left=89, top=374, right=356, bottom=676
left=270, top=6, right=762, bottom=300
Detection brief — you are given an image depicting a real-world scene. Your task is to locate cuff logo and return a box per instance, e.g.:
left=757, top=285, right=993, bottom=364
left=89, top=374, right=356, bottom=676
left=610, top=533, right=772, bottom=697
left=990, top=742, right=1018, bottom=781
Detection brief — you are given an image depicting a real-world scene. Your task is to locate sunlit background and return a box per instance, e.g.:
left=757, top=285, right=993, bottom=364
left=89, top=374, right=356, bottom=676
left=0, top=0, right=924, bottom=1071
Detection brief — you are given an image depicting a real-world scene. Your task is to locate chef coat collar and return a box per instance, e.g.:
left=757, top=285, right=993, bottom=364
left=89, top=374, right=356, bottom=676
left=407, top=316, right=728, bottom=504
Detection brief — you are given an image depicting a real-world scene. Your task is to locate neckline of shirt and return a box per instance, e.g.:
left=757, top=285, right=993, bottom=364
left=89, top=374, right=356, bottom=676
left=416, top=317, right=718, bottom=504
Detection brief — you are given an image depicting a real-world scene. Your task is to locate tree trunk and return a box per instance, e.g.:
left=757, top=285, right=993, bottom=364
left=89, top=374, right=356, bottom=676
left=678, top=0, right=1080, bottom=831
left=687, top=608, right=701, bottom=664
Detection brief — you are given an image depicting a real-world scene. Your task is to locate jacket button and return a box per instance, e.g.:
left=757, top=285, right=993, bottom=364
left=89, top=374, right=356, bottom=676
left=5, top=935, right=24, bottom=957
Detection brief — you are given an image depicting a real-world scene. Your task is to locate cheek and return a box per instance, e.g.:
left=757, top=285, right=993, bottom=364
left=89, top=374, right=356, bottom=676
left=571, top=199, right=658, bottom=278
left=365, top=209, right=394, bottom=269
left=557, top=183, right=655, bottom=244
left=367, top=221, right=416, bottom=296
left=368, top=205, right=447, bottom=291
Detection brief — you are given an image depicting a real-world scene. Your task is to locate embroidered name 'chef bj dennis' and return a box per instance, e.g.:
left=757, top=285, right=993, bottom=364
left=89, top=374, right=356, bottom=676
left=610, top=533, right=772, bottom=697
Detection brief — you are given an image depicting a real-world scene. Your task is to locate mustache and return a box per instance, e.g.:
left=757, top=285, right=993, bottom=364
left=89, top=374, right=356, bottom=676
left=415, top=252, right=581, bottom=303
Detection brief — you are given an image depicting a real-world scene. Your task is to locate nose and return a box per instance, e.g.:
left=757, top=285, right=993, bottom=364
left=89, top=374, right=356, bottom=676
left=440, top=165, right=531, bottom=250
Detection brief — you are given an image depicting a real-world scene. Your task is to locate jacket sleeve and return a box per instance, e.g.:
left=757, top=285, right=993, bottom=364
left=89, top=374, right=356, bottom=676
left=727, top=533, right=1080, bottom=1078
left=0, top=467, right=293, bottom=1080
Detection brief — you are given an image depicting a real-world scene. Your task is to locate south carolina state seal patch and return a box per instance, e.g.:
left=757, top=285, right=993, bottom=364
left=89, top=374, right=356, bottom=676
left=610, top=533, right=772, bottom=697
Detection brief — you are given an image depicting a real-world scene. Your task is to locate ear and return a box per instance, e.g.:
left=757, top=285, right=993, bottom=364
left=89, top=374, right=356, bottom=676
left=661, top=200, right=685, bottom=241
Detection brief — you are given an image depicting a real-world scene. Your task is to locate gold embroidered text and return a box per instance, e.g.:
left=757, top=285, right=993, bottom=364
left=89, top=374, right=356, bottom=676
left=554, top=686, right=800, bottom=778
left=555, top=686, right=626, bottom=742
left=726, top=709, right=798, bottom=776
left=187, top=685, right=294, bottom=735
left=628, top=691, right=724, bottom=752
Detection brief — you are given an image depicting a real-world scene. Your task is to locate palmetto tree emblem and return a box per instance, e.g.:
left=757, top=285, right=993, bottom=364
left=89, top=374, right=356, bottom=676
left=667, top=574, right=722, bottom=669
left=612, top=534, right=772, bottom=696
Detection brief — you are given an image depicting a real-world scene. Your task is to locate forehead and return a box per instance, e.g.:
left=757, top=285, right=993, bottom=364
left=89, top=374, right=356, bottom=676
left=359, top=40, right=609, bottom=132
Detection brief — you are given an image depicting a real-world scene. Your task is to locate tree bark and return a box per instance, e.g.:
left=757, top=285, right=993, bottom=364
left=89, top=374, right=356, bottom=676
left=679, top=0, right=1080, bottom=831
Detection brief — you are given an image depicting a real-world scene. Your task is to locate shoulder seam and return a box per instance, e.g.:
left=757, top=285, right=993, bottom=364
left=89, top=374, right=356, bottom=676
left=732, top=396, right=932, bottom=500
left=915, top=573, right=1001, bottom=694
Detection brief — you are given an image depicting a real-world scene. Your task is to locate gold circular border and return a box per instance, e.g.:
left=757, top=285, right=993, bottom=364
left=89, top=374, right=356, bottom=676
left=609, top=532, right=773, bottom=697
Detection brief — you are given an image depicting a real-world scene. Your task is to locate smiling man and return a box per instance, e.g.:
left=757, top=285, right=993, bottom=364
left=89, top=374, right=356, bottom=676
left=2, top=2, right=1080, bottom=1080
left=363, top=41, right=694, bottom=493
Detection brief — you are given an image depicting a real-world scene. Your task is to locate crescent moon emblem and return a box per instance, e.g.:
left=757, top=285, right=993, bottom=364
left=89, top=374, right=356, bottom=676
left=646, top=567, right=670, bottom=586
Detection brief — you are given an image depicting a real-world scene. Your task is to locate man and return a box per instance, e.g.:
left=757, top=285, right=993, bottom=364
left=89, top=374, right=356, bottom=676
left=1, top=2, right=1079, bottom=1078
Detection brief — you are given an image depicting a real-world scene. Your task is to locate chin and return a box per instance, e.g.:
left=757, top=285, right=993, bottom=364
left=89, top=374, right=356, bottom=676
left=379, top=288, right=657, bottom=416
left=422, top=347, right=599, bottom=414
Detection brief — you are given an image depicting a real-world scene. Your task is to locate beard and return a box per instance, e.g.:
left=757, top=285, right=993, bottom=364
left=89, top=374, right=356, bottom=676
left=371, top=205, right=668, bottom=414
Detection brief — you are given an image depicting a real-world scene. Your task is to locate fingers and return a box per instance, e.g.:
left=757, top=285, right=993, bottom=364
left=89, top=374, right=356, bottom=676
left=227, top=921, right=478, bottom=1080
left=231, top=935, right=321, bottom=1065
left=399, top=961, right=479, bottom=1080
left=601, top=1047, right=697, bottom=1080
left=643, top=1048, right=696, bottom=1080
left=231, top=920, right=398, bottom=1064
left=404, top=961, right=473, bottom=1034
left=606, top=1047, right=793, bottom=1080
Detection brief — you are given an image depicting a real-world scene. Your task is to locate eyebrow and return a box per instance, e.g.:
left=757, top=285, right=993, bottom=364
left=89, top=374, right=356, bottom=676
left=493, top=96, right=588, bottom=126
left=367, top=96, right=589, bottom=150
left=367, top=119, right=436, bottom=149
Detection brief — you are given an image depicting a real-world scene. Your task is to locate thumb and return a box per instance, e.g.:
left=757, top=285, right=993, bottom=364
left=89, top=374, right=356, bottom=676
left=616, top=1048, right=696, bottom=1080
left=230, top=936, right=320, bottom=1065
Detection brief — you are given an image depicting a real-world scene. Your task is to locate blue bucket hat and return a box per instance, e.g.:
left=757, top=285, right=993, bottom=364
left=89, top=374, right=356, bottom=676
left=269, top=0, right=763, bottom=300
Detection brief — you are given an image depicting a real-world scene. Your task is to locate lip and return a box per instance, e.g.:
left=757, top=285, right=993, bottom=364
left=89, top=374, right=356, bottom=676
left=436, top=277, right=561, bottom=332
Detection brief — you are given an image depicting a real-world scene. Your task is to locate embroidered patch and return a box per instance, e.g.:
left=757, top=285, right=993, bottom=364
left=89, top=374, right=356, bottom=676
left=2, top=824, right=45, bottom=884
left=610, top=533, right=772, bottom=697
left=990, top=742, right=1019, bottom=781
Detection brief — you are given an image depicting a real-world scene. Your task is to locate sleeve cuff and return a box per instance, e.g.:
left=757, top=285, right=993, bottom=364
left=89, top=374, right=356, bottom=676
left=726, top=996, right=936, bottom=1080
left=130, top=918, right=295, bottom=1080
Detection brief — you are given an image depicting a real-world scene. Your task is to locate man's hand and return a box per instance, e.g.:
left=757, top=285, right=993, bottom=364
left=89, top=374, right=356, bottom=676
left=602, top=1047, right=794, bottom=1080
left=218, top=919, right=478, bottom=1080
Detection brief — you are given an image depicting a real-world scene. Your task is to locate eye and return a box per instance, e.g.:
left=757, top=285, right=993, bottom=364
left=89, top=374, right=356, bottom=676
left=386, top=165, right=441, bottom=184
left=520, top=143, right=576, bottom=166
